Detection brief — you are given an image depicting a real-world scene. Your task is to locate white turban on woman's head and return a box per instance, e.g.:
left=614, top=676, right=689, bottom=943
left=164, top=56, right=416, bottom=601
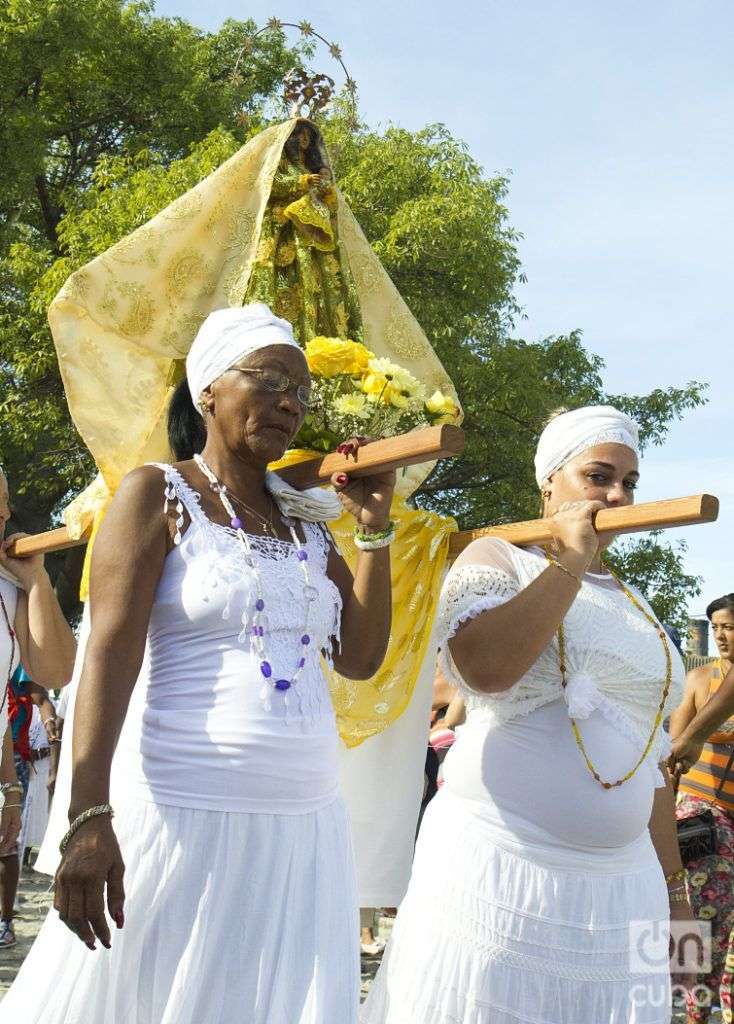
left=184, top=303, right=341, bottom=523
left=534, top=405, right=640, bottom=488
left=186, top=303, right=303, bottom=406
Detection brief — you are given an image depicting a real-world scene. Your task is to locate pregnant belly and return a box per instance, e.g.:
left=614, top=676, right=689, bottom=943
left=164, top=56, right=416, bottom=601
left=443, top=699, right=657, bottom=849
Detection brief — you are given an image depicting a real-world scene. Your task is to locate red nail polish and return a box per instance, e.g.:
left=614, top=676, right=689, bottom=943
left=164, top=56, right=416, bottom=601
left=336, top=474, right=348, bottom=485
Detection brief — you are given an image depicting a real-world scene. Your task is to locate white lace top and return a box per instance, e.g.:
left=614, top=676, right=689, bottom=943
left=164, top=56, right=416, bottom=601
left=437, top=537, right=685, bottom=773
left=115, top=465, right=343, bottom=814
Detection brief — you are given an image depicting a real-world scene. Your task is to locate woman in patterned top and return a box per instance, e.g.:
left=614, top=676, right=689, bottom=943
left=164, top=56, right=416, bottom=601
left=671, top=593, right=734, bottom=1023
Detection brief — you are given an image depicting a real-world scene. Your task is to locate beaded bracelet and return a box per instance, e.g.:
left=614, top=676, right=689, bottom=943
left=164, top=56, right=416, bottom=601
left=59, top=804, right=114, bottom=855
left=669, top=891, right=689, bottom=904
left=353, top=522, right=396, bottom=551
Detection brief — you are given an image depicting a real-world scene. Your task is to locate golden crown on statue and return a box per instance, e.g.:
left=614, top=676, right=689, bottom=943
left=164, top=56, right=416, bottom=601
left=232, top=18, right=358, bottom=123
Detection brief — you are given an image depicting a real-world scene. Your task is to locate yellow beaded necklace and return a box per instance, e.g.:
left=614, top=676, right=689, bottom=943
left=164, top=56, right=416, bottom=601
left=550, top=556, right=673, bottom=790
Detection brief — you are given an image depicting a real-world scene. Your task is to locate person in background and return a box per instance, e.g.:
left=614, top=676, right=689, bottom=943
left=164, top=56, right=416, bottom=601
left=429, top=692, right=465, bottom=786
left=1, top=668, right=62, bottom=946
left=671, top=597, right=734, bottom=775
left=670, top=594, right=734, bottom=1023
left=360, top=909, right=385, bottom=959
left=0, top=706, right=22, bottom=876
left=46, top=684, right=70, bottom=805
left=20, top=691, right=59, bottom=861
left=0, top=463, right=77, bottom=945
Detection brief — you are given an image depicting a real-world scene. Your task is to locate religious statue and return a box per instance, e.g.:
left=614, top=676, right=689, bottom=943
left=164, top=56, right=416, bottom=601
left=244, top=122, right=363, bottom=345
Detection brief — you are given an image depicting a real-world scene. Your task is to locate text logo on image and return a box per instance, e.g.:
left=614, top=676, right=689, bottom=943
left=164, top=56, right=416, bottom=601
left=629, top=920, right=711, bottom=975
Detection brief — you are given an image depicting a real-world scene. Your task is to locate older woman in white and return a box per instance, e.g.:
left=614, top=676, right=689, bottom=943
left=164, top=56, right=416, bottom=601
left=362, top=406, right=691, bottom=1024
left=3, top=304, right=394, bottom=1024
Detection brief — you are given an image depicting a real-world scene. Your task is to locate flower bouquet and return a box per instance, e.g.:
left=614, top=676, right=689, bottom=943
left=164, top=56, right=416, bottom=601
left=295, top=336, right=460, bottom=453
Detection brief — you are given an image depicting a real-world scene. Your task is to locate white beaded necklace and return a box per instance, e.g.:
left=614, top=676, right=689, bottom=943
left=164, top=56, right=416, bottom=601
left=193, top=454, right=315, bottom=697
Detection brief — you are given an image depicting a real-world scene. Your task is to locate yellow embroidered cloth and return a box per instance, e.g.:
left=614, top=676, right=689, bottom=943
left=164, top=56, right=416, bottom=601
left=49, top=118, right=460, bottom=745
left=270, top=449, right=457, bottom=747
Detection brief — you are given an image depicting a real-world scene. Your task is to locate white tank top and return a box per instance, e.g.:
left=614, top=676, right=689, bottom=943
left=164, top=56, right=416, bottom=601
left=115, top=465, right=344, bottom=814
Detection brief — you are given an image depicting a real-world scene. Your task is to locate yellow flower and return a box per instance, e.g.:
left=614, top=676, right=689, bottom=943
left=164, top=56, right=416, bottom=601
left=367, top=356, right=404, bottom=379
left=365, top=357, right=424, bottom=407
left=361, top=371, right=392, bottom=403
left=389, top=389, right=412, bottom=410
left=334, top=394, right=370, bottom=420
left=699, top=905, right=717, bottom=920
left=426, top=389, right=460, bottom=421
left=689, top=872, right=708, bottom=889
left=305, top=336, right=373, bottom=377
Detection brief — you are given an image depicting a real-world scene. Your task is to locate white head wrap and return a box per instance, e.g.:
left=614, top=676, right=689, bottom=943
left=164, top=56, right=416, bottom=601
left=185, top=303, right=341, bottom=522
left=534, top=405, right=640, bottom=487
left=186, top=303, right=303, bottom=405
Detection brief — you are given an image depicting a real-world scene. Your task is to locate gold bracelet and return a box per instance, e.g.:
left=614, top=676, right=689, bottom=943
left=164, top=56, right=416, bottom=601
left=547, top=559, right=583, bottom=586
left=666, top=868, right=687, bottom=887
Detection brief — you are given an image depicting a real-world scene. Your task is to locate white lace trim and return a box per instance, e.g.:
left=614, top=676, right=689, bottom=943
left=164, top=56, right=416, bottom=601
left=434, top=550, right=683, bottom=778
left=414, top=918, right=660, bottom=982
left=151, top=464, right=342, bottom=716
left=437, top=564, right=521, bottom=694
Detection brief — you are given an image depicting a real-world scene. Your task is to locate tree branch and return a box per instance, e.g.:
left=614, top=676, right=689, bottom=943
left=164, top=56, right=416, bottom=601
left=34, top=174, right=61, bottom=246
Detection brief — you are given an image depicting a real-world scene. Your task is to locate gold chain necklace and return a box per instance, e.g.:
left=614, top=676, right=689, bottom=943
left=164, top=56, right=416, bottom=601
left=549, top=555, right=673, bottom=789
left=227, top=491, right=279, bottom=539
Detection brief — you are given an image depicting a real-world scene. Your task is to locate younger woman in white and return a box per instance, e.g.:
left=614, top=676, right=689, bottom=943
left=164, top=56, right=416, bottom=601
left=362, top=406, right=691, bottom=1024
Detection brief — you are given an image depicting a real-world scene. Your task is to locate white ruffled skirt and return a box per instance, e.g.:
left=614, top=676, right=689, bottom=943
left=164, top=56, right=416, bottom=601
left=361, top=788, right=671, bottom=1024
left=1, top=794, right=359, bottom=1024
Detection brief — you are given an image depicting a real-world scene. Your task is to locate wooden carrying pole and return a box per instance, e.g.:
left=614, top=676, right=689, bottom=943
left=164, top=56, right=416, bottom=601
left=448, top=494, right=720, bottom=560
left=7, top=425, right=465, bottom=558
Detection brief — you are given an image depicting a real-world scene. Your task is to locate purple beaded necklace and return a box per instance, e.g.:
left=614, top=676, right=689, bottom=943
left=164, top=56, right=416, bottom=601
left=193, top=454, right=313, bottom=696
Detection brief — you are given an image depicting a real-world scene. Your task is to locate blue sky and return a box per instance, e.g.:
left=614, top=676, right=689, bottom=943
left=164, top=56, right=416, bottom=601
left=158, top=0, right=733, bottom=639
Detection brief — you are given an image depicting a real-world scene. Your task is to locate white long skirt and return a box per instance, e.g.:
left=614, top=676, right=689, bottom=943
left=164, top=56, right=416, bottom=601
left=361, top=788, right=671, bottom=1024
left=338, top=629, right=438, bottom=907
left=1, top=794, right=359, bottom=1024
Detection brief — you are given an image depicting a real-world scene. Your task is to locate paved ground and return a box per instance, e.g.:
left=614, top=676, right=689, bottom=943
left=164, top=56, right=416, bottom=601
left=0, top=871, right=717, bottom=1021
left=0, top=866, right=54, bottom=996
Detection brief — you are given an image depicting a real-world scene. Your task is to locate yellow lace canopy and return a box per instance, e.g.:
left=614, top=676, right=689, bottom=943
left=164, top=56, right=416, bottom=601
left=49, top=118, right=460, bottom=746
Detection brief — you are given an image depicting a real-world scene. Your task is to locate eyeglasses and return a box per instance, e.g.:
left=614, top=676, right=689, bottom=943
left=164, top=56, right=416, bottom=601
left=229, top=367, right=312, bottom=408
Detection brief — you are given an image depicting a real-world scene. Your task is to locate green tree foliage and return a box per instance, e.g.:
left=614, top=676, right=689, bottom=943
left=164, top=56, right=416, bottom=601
left=0, top=0, right=303, bottom=526
left=605, top=534, right=702, bottom=636
left=0, top=4, right=706, bottom=626
left=0, top=0, right=300, bottom=246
